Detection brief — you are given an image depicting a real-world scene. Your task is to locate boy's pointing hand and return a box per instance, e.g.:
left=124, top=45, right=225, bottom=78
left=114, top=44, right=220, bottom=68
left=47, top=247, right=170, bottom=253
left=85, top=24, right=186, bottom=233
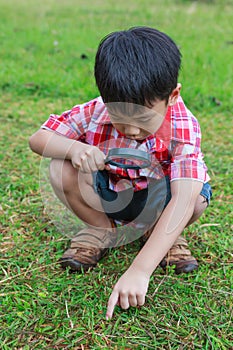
left=106, top=267, right=150, bottom=320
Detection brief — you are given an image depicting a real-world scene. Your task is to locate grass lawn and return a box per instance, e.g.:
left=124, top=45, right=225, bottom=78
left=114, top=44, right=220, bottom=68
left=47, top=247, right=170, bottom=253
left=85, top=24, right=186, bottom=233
left=0, top=0, right=232, bottom=348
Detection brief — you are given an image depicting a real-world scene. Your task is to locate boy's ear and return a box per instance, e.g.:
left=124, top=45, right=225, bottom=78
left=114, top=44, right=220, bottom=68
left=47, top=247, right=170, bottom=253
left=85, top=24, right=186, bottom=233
left=168, top=83, right=181, bottom=106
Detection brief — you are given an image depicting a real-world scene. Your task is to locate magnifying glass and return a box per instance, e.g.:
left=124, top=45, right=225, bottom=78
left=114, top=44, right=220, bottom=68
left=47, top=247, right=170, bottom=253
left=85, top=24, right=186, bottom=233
left=105, top=148, right=151, bottom=170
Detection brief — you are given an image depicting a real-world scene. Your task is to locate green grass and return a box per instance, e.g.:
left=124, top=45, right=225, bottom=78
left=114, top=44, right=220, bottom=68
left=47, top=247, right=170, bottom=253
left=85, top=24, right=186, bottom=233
left=0, top=0, right=232, bottom=348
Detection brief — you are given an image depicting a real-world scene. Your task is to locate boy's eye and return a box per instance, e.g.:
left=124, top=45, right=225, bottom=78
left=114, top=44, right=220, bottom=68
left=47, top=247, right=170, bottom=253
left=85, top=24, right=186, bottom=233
left=141, top=117, right=152, bottom=123
left=110, top=113, right=151, bottom=123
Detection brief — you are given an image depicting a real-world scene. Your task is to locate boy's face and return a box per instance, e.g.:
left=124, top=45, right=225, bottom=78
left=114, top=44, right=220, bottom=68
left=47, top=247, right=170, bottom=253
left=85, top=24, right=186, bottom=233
left=109, top=100, right=168, bottom=140
left=108, top=84, right=181, bottom=140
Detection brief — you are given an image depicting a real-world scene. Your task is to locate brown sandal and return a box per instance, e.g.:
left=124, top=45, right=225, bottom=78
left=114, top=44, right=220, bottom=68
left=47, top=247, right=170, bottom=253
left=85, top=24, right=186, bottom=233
left=59, top=226, right=117, bottom=272
left=159, top=235, right=198, bottom=274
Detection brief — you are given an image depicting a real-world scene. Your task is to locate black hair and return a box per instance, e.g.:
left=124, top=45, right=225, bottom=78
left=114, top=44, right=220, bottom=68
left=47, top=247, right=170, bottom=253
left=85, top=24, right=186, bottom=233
left=94, top=26, right=181, bottom=106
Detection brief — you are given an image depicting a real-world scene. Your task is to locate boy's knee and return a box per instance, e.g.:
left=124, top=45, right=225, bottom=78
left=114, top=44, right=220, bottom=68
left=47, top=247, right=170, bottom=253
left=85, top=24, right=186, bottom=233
left=193, top=194, right=208, bottom=220
left=49, top=159, right=93, bottom=194
left=49, top=159, right=77, bottom=193
left=186, top=194, right=208, bottom=227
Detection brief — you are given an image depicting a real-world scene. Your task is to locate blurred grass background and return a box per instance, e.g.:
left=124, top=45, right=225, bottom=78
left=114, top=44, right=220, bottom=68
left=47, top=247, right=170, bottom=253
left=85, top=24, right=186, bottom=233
left=0, top=0, right=232, bottom=349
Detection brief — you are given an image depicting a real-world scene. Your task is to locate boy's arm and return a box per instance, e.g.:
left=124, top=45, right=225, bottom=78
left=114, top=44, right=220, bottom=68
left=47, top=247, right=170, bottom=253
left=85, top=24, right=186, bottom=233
left=29, top=129, right=106, bottom=172
left=106, top=179, right=202, bottom=320
left=29, top=129, right=87, bottom=159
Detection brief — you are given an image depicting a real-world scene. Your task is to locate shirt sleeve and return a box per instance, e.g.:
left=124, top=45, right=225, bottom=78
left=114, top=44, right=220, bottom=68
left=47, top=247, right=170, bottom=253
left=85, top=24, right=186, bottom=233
left=41, top=99, right=98, bottom=140
left=170, top=114, right=210, bottom=183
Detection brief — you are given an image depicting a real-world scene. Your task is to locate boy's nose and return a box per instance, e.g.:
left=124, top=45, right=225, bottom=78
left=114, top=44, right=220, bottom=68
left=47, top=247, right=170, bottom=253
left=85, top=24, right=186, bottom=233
left=124, top=125, right=141, bottom=137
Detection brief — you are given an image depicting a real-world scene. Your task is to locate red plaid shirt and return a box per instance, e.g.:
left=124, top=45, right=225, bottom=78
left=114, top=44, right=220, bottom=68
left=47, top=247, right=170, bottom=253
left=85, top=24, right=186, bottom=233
left=42, top=95, right=210, bottom=191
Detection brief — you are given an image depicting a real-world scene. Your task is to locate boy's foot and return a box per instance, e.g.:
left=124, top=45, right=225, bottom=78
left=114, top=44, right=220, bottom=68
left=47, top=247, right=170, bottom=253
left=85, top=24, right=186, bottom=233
left=59, top=227, right=116, bottom=272
left=159, top=235, right=198, bottom=274
left=140, top=231, right=198, bottom=274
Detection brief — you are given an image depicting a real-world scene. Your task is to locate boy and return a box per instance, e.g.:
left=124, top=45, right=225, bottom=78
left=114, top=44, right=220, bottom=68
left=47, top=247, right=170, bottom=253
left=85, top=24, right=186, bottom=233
left=29, top=27, right=212, bottom=320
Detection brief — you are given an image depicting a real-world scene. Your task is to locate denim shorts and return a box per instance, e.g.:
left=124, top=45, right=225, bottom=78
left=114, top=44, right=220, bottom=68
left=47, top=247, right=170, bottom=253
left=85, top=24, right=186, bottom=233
left=93, top=170, right=212, bottom=225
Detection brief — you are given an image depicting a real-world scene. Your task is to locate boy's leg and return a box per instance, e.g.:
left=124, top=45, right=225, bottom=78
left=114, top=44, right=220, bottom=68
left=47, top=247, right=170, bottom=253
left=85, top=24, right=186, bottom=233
left=49, top=159, right=113, bottom=229
left=50, top=159, right=210, bottom=273
left=49, top=159, right=116, bottom=271
left=142, top=190, right=209, bottom=274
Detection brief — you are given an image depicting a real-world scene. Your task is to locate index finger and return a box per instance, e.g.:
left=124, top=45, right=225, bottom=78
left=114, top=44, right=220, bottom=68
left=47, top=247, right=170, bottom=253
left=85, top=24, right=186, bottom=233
left=94, top=152, right=106, bottom=170
left=106, top=290, right=119, bottom=320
